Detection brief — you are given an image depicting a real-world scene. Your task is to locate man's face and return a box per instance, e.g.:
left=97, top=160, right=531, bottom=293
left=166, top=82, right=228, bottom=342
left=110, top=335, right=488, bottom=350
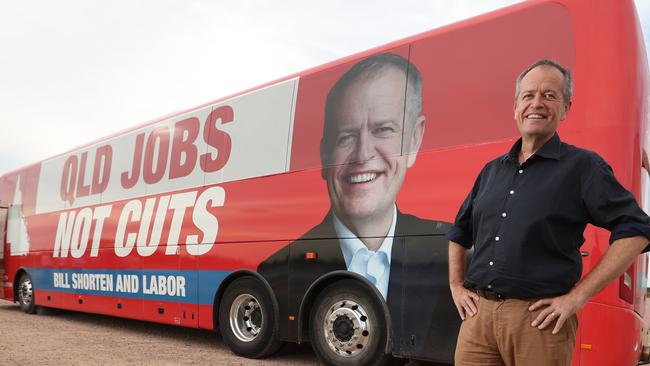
left=322, top=67, right=425, bottom=226
left=514, top=65, right=570, bottom=140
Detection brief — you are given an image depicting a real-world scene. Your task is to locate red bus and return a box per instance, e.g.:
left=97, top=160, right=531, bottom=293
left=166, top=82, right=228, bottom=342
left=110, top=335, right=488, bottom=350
left=1, top=0, right=647, bottom=364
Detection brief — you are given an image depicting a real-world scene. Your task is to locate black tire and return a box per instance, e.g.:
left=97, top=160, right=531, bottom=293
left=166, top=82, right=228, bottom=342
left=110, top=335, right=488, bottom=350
left=17, top=272, right=36, bottom=314
left=218, top=276, right=283, bottom=358
left=309, top=279, right=391, bottom=366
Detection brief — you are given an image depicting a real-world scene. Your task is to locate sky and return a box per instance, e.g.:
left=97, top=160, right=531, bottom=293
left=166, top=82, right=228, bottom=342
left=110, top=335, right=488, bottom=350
left=0, top=0, right=649, bottom=175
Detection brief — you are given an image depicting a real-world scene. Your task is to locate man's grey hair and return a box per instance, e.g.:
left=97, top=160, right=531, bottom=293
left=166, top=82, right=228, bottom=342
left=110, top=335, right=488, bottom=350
left=321, top=53, right=423, bottom=160
left=515, top=59, right=573, bottom=104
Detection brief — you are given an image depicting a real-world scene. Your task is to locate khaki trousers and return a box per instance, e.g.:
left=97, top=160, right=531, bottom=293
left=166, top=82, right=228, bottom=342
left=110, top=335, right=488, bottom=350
left=454, top=296, right=577, bottom=366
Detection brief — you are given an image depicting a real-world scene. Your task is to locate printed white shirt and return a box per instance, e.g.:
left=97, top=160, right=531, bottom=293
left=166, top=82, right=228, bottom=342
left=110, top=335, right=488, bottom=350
left=333, top=205, right=396, bottom=300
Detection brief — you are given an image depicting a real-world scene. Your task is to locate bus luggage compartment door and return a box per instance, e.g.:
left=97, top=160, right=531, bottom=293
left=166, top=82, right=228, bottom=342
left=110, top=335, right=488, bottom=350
left=393, top=234, right=460, bottom=363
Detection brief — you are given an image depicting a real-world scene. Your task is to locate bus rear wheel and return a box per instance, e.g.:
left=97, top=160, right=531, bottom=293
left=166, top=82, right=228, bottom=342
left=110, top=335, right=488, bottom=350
left=17, top=272, right=36, bottom=314
left=309, top=279, right=391, bottom=366
left=218, top=277, right=283, bottom=358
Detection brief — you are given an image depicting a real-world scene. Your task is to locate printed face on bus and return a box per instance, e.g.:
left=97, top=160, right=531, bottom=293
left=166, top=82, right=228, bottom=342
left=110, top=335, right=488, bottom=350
left=321, top=66, right=425, bottom=230
left=514, top=65, right=570, bottom=140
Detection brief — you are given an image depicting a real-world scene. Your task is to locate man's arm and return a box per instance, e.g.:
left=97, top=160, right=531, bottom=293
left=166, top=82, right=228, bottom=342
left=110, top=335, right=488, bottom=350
left=530, top=235, right=648, bottom=333
left=449, top=241, right=479, bottom=320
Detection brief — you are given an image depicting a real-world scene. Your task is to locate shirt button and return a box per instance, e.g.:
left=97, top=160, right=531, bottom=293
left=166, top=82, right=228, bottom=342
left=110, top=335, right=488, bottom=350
left=495, top=236, right=500, bottom=241
left=489, top=261, right=494, bottom=266
left=501, top=212, right=507, bottom=217
left=518, top=169, right=523, bottom=174
left=510, top=190, right=515, bottom=195
left=487, top=284, right=492, bottom=289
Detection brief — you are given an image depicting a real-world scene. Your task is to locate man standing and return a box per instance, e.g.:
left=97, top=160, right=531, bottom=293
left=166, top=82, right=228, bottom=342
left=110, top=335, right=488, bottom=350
left=446, top=59, right=650, bottom=365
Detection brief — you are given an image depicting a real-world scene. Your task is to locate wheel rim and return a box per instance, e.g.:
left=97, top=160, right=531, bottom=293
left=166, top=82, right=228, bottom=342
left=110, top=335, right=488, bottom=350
left=322, top=299, right=372, bottom=357
left=19, top=277, right=33, bottom=306
left=229, top=293, right=263, bottom=342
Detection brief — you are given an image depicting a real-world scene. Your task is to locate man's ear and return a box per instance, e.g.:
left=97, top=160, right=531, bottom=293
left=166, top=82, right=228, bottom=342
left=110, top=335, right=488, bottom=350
left=560, top=101, right=572, bottom=121
left=406, top=115, right=426, bottom=168
left=320, top=139, right=328, bottom=180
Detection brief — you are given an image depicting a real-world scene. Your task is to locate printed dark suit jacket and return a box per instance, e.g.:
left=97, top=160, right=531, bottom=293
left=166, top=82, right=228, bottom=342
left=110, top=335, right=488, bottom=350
left=257, top=210, right=461, bottom=362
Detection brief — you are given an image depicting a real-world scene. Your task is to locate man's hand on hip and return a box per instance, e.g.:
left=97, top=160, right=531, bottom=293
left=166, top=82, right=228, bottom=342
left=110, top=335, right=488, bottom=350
left=450, top=284, right=480, bottom=320
left=529, top=236, right=648, bottom=334
left=528, top=291, right=588, bottom=334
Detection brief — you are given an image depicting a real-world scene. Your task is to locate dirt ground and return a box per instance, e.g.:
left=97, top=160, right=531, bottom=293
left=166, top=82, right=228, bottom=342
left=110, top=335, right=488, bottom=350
left=13, top=297, right=642, bottom=365
left=0, top=301, right=318, bottom=366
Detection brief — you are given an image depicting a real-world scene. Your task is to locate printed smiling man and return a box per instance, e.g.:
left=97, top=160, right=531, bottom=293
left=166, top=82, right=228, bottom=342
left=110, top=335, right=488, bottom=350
left=259, top=52, right=455, bottom=360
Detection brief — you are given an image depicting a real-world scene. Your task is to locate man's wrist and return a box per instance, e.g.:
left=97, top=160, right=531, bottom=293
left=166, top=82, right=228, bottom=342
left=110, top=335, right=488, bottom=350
left=450, top=281, right=465, bottom=289
left=567, top=286, right=591, bottom=307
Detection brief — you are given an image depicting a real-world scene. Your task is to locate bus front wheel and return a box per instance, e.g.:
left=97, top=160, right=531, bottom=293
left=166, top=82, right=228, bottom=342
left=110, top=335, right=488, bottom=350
left=309, top=279, right=391, bottom=366
left=218, top=276, right=283, bottom=358
left=17, top=272, right=36, bottom=314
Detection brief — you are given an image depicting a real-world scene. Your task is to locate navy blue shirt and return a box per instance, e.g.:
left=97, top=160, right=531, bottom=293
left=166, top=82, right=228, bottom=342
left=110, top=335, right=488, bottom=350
left=446, top=133, right=650, bottom=298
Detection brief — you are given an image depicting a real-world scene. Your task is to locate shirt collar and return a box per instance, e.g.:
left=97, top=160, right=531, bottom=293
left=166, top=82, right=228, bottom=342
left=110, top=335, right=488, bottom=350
left=502, top=132, right=562, bottom=164
left=333, top=205, right=397, bottom=268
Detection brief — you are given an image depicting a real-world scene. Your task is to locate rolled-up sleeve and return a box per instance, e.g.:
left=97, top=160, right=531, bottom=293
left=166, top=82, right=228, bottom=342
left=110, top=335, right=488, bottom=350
left=582, top=155, right=650, bottom=247
left=445, top=169, right=484, bottom=249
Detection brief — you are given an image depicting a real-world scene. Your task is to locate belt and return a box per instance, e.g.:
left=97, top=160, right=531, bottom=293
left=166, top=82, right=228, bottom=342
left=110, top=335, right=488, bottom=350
left=476, top=290, right=506, bottom=301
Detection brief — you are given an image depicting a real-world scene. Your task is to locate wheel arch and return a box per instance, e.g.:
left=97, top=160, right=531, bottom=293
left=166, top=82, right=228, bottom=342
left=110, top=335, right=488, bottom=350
left=297, top=270, right=393, bottom=354
left=212, top=269, right=279, bottom=333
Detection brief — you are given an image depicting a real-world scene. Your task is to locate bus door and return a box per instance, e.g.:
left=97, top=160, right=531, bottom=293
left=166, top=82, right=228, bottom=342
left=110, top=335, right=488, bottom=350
left=0, top=207, right=7, bottom=299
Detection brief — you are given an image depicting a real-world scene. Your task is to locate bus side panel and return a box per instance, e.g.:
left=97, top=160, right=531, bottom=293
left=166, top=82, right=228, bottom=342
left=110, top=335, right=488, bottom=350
left=634, top=0, right=650, bottom=322
left=195, top=240, right=290, bottom=331
left=566, top=0, right=648, bottom=362
left=580, top=302, right=644, bottom=365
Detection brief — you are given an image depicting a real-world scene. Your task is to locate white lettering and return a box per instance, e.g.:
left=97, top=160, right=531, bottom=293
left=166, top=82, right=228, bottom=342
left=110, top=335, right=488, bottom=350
left=53, top=211, right=77, bottom=257
left=71, top=273, right=113, bottom=291
left=116, top=274, right=139, bottom=293
left=187, top=186, right=225, bottom=255
left=53, top=272, right=71, bottom=288
left=142, top=275, right=186, bottom=297
left=54, top=205, right=112, bottom=258
left=70, top=208, right=93, bottom=258
left=165, top=192, right=197, bottom=255
left=136, top=195, right=170, bottom=256
left=90, top=205, right=112, bottom=257
left=115, top=200, right=141, bottom=257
